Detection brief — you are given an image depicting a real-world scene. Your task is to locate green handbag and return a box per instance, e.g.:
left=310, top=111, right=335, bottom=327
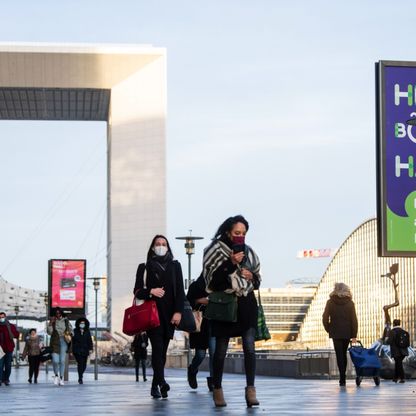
left=204, top=291, right=238, bottom=322
left=256, top=291, right=271, bottom=341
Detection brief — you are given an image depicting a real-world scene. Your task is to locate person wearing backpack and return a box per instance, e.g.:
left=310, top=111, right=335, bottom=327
left=386, top=319, right=409, bottom=383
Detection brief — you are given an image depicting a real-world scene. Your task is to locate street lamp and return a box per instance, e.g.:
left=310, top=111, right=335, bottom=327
left=42, top=293, right=49, bottom=374
left=14, top=305, right=20, bottom=368
left=88, top=277, right=106, bottom=380
left=176, top=232, right=204, bottom=366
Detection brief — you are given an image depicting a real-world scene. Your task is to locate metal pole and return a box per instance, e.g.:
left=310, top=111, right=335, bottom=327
left=94, top=283, right=98, bottom=380
left=15, top=309, right=19, bottom=368
left=187, top=253, right=192, bottom=366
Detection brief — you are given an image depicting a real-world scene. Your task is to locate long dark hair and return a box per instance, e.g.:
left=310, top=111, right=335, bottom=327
left=146, top=234, right=173, bottom=261
left=214, top=215, right=249, bottom=240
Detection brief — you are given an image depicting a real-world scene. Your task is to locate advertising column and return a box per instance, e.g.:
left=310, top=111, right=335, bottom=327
left=377, top=61, right=416, bottom=256
left=48, top=259, right=86, bottom=319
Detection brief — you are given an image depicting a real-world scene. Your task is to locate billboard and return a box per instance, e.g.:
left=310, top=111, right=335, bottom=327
left=376, top=61, right=416, bottom=256
left=48, top=259, right=86, bottom=319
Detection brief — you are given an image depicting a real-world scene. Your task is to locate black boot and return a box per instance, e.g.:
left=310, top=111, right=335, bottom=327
left=187, top=366, right=198, bottom=389
left=160, top=382, right=170, bottom=398
left=151, top=385, right=161, bottom=398
left=206, top=377, right=214, bottom=392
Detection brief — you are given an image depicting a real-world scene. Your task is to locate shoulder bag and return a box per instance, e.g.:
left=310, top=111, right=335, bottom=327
left=64, top=319, right=72, bottom=344
left=255, top=290, right=271, bottom=341
left=204, top=291, right=238, bottom=322
left=123, top=267, right=160, bottom=336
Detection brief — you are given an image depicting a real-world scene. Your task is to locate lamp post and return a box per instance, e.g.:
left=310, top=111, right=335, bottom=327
left=14, top=305, right=20, bottom=368
left=43, top=292, right=49, bottom=374
left=88, top=277, right=106, bottom=380
left=176, top=232, right=204, bottom=366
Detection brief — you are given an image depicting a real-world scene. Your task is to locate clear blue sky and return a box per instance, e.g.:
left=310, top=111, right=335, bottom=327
left=0, top=1, right=412, bottom=291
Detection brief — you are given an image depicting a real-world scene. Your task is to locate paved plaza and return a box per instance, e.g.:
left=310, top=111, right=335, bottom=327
left=1, top=366, right=416, bottom=415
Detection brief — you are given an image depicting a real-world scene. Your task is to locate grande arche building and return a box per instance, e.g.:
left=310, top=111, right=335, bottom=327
left=0, top=43, right=166, bottom=333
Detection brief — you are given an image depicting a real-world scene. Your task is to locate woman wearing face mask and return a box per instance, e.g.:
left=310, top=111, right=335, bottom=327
left=22, top=328, right=42, bottom=384
left=71, top=318, right=93, bottom=384
left=47, top=307, right=72, bottom=386
left=133, top=234, right=185, bottom=399
left=203, top=215, right=261, bottom=408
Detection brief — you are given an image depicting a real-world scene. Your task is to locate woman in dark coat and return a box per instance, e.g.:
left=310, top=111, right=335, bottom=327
left=187, top=273, right=216, bottom=391
left=134, top=234, right=185, bottom=399
left=322, top=283, right=358, bottom=386
left=203, top=215, right=261, bottom=408
left=71, top=317, right=93, bottom=384
left=385, top=319, right=409, bottom=383
left=131, top=332, right=148, bottom=382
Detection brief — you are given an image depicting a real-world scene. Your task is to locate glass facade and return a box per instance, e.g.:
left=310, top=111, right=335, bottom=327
left=298, top=218, right=416, bottom=348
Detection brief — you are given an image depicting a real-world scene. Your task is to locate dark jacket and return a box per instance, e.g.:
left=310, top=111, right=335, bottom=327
left=134, top=257, right=185, bottom=339
left=131, top=333, right=148, bottom=360
left=22, top=335, right=41, bottom=358
left=71, top=318, right=93, bottom=356
left=386, top=326, right=409, bottom=358
left=0, top=321, right=19, bottom=353
left=187, top=274, right=210, bottom=350
left=208, top=241, right=260, bottom=338
left=322, top=295, right=358, bottom=339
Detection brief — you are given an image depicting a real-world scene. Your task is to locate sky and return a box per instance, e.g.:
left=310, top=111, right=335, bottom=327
left=0, top=1, right=413, bottom=291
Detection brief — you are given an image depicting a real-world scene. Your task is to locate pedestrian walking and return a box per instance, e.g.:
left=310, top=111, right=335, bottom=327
left=131, top=332, right=148, bottom=382
left=203, top=215, right=261, bottom=408
left=0, top=311, right=19, bottom=386
left=385, top=318, right=409, bottom=383
left=322, top=282, right=358, bottom=386
left=22, top=328, right=42, bottom=384
left=71, top=318, right=93, bottom=384
left=186, top=273, right=216, bottom=392
left=47, top=307, right=72, bottom=386
left=133, top=234, right=185, bottom=399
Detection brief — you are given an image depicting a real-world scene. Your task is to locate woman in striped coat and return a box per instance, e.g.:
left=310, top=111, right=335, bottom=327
left=203, top=215, right=261, bottom=408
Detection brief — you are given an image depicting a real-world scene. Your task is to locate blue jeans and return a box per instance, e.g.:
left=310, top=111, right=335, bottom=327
left=213, top=327, right=256, bottom=388
left=52, top=336, right=67, bottom=378
left=189, top=336, right=216, bottom=377
left=0, top=351, right=13, bottom=382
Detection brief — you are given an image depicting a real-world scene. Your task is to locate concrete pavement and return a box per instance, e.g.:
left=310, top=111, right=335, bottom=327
left=1, top=366, right=416, bottom=415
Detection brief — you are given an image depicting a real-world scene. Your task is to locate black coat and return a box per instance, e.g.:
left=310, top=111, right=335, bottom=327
left=386, top=327, right=409, bottom=358
left=134, top=258, right=185, bottom=339
left=71, top=318, right=93, bottom=356
left=131, top=333, right=148, bottom=360
left=187, top=274, right=210, bottom=350
left=208, top=258, right=260, bottom=338
left=322, top=295, right=358, bottom=340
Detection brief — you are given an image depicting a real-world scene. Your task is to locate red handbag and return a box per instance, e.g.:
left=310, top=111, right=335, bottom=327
left=122, top=297, right=160, bottom=336
left=123, top=267, right=160, bottom=336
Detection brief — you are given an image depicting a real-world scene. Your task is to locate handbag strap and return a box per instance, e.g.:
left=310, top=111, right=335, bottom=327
left=256, top=290, right=263, bottom=306
left=133, top=266, right=148, bottom=305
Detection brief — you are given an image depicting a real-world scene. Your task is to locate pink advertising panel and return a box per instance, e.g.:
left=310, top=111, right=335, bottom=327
left=48, top=259, right=86, bottom=318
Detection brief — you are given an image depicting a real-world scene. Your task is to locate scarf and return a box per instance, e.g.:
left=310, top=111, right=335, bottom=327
left=203, top=239, right=261, bottom=297
left=0, top=320, right=14, bottom=342
left=147, top=252, right=173, bottom=274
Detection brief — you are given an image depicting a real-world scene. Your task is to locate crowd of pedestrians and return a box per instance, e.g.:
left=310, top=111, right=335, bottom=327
left=0, top=214, right=414, bottom=410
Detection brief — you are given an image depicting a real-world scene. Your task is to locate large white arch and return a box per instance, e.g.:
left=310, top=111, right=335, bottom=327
left=0, top=43, right=167, bottom=332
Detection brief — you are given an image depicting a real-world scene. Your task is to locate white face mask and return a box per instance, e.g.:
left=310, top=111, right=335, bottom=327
left=154, top=245, right=168, bottom=256
left=79, top=323, right=85, bottom=329
left=0, top=318, right=5, bottom=323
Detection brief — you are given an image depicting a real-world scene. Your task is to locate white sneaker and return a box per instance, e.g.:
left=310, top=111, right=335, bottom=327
left=53, top=375, right=59, bottom=385
left=59, top=378, right=64, bottom=386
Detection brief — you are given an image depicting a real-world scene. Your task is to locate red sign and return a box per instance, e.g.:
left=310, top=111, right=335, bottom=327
left=49, top=260, right=86, bottom=312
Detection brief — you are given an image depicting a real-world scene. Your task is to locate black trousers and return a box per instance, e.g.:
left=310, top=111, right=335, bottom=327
left=135, top=358, right=147, bottom=380
left=213, top=327, right=256, bottom=389
left=394, top=356, right=405, bottom=380
left=148, top=326, right=170, bottom=387
left=333, top=339, right=350, bottom=381
left=28, top=355, right=41, bottom=382
left=74, top=354, right=88, bottom=381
